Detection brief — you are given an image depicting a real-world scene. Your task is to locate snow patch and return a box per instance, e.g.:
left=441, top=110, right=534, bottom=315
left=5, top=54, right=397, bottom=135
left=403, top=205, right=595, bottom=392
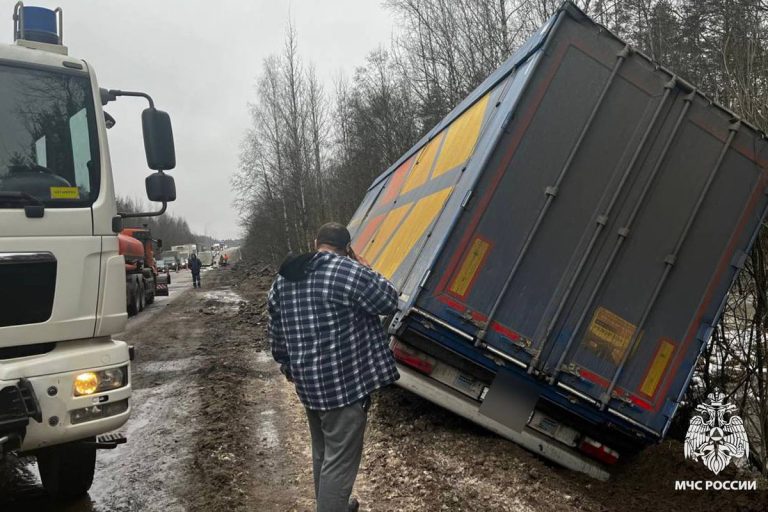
left=257, top=409, right=280, bottom=449
left=203, top=289, right=244, bottom=305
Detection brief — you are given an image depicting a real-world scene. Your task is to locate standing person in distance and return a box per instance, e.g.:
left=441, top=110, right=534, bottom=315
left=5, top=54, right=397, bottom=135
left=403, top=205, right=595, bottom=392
left=188, top=252, right=202, bottom=288
left=268, top=222, right=399, bottom=512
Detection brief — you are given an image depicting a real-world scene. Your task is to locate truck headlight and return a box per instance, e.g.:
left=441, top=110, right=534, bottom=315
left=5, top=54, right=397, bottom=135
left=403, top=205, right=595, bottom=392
left=73, top=366, right=128, bottom=396
left=74, top=372, right=99, bottom=395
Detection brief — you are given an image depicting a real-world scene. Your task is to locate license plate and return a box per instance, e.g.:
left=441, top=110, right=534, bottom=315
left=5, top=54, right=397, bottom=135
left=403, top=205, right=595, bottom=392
left=431, top=363, right=485, bottom=400
left=527, top=410, right=580, bottom=447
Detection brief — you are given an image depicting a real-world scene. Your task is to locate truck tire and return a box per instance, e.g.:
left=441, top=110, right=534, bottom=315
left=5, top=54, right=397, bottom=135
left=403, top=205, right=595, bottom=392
left=127, top=288, right=139, bottom=316
left=139, top=284, right=146, bottom=311
left=37, top=438, right=97, bottom=498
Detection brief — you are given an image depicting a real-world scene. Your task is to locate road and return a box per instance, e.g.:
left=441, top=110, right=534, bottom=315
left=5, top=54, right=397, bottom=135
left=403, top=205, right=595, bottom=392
left=0, top=265, right=289, bottom=512
left=1, top=262, right=766, bottom=511
left=123, top=268, right=194, bottom=329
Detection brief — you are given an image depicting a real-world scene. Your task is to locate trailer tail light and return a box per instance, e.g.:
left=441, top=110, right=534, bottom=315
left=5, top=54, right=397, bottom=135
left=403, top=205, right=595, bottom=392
left=578, top=437, right=620, bottom=465
left=391, top=340, right=435, bottom=375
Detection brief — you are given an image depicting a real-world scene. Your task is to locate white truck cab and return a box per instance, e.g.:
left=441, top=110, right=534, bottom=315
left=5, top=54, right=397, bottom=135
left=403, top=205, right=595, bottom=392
left=0, top=3, right=177, bottom=497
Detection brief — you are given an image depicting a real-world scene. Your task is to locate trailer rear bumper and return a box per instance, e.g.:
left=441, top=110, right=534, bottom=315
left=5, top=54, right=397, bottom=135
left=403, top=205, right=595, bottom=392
left=395, top=363, right=610, bottom=481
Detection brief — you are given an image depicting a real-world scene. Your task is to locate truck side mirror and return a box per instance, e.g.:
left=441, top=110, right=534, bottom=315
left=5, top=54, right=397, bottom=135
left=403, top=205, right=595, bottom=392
left=146, top=173, right=176, bottom=203
left=142, top=108, right=176, bottom=171
left=156, top=239, right=163, bottom=249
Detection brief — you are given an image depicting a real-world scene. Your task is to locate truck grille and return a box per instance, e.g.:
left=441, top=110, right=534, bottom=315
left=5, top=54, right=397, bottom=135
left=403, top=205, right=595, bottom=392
left=0, top=380, right=42, bottom=436
left=0, top=252, right=56, bottom=327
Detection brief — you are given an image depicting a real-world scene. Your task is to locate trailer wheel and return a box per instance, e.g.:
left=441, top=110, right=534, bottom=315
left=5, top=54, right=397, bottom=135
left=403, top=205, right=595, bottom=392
left=37, top=439, right=97, bottom=498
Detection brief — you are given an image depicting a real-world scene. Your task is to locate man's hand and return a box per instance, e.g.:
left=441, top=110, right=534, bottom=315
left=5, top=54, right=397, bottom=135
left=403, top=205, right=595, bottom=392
left=347, top=246, right=371, bottom=268
left=280, top=364, right=294, bottom=383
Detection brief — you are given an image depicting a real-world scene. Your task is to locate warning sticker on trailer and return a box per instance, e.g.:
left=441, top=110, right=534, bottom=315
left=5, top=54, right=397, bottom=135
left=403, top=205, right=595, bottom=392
left=583, top=307, right=637, bottom=365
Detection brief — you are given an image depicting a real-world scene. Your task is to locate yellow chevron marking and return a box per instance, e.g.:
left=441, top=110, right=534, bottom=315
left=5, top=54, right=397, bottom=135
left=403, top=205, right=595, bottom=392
left=432, top=93, right=490, bottom=178
left=362, top=202, right=411, bottom=262
left=374, top=186, right=454, bottom=279
left=401, top=132, right=444, bottom=195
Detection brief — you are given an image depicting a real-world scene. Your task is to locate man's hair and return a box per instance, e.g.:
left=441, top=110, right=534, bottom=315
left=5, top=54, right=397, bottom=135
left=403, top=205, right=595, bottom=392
left=316, top=222, right=351, bottom=250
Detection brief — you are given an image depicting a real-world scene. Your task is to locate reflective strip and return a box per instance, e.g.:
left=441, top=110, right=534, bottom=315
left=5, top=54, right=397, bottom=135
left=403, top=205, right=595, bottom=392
left=401, top=133, right=444, bottom=195
left=449, top=237, right=491, bottom=297
left=362, top=202, right=411, bottom=262
left=374, top=187, right=453, bottom=279
left=380, top=154, right=416, bottom=204
left=352, top=212, right=385, bottom=255
left=432, top=93, right=491, bottom=178
left=640, top=338, right=675, bottom=397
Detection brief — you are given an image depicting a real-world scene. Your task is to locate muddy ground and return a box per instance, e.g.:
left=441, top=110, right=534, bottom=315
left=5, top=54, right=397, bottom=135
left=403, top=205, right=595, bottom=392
left=1, top=262, right=766, bottom=511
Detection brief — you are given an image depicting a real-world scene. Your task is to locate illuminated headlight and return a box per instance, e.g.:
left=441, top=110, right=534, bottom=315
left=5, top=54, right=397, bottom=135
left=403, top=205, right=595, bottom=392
left=73, top=366, right=128, bottom=396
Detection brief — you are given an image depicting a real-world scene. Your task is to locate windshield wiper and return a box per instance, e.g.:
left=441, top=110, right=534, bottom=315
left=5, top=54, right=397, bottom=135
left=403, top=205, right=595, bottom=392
left=0, top=192, right=45, bottom=218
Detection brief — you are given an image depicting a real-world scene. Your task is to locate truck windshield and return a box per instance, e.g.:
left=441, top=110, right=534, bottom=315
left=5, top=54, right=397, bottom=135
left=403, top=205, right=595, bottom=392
left=0, top=65, right=100, bottom=207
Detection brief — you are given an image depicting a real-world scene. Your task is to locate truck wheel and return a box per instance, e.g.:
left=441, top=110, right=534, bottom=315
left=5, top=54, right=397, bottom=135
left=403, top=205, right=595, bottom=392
left=127, top=290, right=139, bottom=316
left=37, top=439, right=97, bottom=498
left=139, top=285, right=146, bottom=311
left=146, top=288, right=155, bottom=305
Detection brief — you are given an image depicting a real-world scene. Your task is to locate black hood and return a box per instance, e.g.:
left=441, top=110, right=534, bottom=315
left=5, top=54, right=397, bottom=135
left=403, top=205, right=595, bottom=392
left=278, top=252, right=320, bottom=282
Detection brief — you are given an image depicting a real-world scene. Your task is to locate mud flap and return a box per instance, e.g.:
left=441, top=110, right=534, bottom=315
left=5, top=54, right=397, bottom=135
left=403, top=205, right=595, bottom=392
left=478, top=369, right=539, bottom=432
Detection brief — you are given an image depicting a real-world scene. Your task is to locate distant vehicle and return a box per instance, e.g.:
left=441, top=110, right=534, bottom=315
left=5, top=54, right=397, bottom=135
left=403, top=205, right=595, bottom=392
left=119, top=228, right=170, bottom=316
left=172, top=244, right=197, bottom=256
left=164, top=257, right=179, bottom=271
left=161, top=251, right=180, bottom=270
left=157, top=257, right=175, bottom=273
left=198, top=251, right=214, bottom=267
left=171, top=244, right=196, bottom=269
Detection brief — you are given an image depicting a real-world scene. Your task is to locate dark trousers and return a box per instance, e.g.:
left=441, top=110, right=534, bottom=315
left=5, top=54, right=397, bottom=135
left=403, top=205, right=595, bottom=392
left=192, top=272, right=200, bottom=287
left=305, top=398, right=369, bottom=512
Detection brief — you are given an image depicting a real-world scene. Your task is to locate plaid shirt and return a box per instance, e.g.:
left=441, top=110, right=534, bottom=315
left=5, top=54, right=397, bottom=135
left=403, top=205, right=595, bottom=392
left=268, top=251, right=400, bottom=411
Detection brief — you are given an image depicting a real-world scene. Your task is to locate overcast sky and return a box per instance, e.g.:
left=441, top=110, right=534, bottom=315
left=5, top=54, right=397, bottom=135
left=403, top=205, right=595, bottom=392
left=1, top=0, right=395, bottom=239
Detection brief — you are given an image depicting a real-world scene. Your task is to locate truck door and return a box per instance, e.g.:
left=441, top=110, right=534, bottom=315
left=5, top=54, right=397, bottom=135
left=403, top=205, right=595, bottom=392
left=0, top=61, right=103, bottom=346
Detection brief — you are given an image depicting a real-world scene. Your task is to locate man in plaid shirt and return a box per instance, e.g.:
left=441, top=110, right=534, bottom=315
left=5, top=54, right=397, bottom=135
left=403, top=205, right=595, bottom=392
left=268, top=222, right=399, bottom=512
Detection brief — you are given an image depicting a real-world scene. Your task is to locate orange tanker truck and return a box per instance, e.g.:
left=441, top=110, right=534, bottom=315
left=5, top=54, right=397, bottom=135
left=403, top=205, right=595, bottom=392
left=118, top=228, right=170, bottom=315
